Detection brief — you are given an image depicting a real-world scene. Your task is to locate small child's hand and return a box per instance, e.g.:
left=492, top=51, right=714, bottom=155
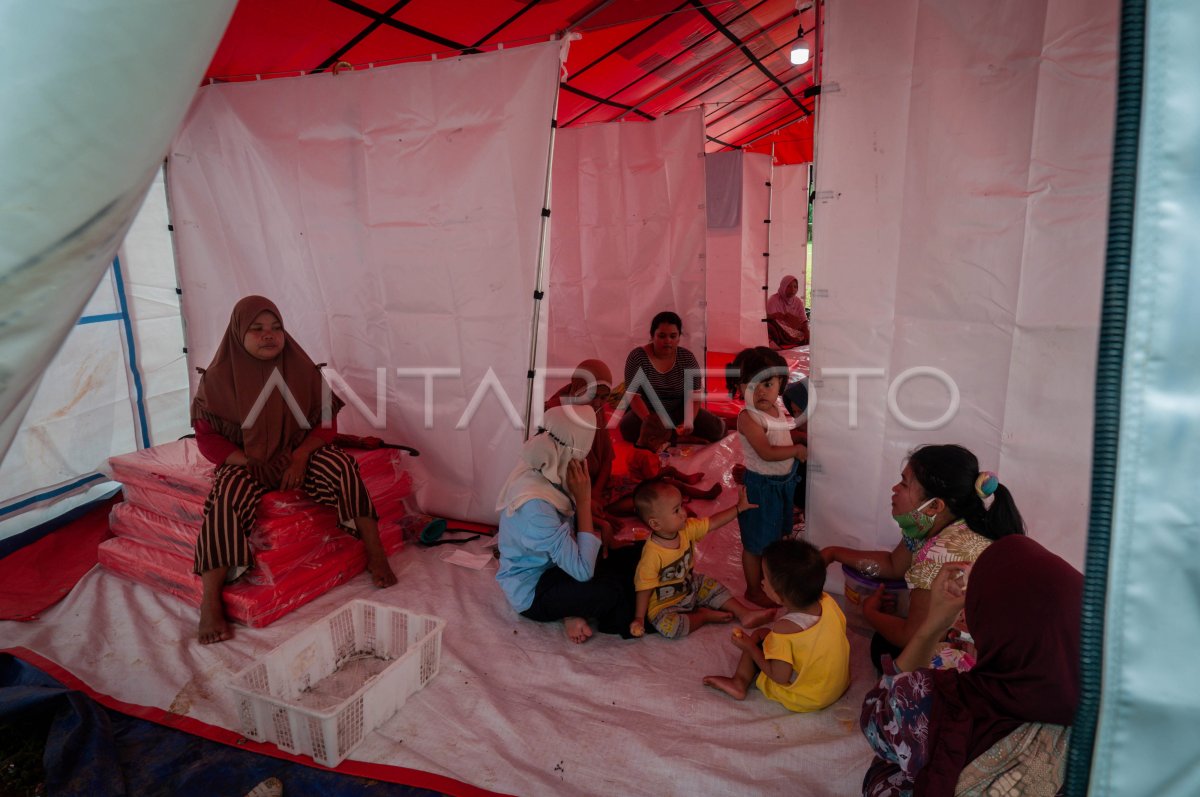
left=630, top=619, right=645, bottom=638
left=730, top=628, right=754, bottom=651
left=735, top=487, right=758, bottom=514
left=794, top=444, right=808, bottom=461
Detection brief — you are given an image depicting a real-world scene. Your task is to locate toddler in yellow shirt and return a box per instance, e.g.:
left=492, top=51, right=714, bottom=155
left=629, top=481, right=776, bottom=639
left=704, top=538, right=851, bottom=711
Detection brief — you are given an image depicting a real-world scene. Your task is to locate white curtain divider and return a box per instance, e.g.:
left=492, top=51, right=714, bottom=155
left=768, top=163, right=811, bottom=306
left=807, top=0, right=1118, bottom=572
left=546, top=110, right=707, bottom=383
left=168, top=43, right=563, bottom=523
left=706, top=152, right=773, bottom=353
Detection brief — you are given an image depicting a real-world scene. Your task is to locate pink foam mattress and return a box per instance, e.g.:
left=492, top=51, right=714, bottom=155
left=97, top=536, right=383, bottom=628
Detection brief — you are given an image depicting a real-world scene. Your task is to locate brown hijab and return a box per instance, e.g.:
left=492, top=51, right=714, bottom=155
left=915, top=535, right=1083, bottom=796
left=191, top=296, right=329, bottom=480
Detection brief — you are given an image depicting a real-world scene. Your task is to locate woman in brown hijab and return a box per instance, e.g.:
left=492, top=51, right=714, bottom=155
left=191, top=296, right=396, bottom=644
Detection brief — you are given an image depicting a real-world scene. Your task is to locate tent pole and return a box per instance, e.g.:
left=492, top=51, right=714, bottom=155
left=523, top=66, right=565, bottom=440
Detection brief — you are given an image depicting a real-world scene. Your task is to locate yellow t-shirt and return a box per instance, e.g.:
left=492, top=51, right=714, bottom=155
left=634, top=518, right=711, bottom=615
left=754, top=593, right=851, bottom=712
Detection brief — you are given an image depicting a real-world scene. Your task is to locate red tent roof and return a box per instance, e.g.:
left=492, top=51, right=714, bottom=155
left=204, top=0, right=819, bottom=163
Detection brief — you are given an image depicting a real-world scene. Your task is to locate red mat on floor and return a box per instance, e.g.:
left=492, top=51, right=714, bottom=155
left=0, top=495, right=119, bottom=621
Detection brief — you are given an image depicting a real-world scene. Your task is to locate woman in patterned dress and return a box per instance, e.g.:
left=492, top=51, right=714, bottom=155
left=821, top=444, right=1026, bottom=671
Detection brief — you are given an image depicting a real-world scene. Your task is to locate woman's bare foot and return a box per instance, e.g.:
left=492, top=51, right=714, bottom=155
left=703, top=675, right=748, bottom=700
left=366, top=551, right=398, bottom=587
left=564, top=616, right=593, bottom=644
left=198, top=599, right=232, bottom=645
left=680, top=471, right=704, bottom=485
left=687, top=606, right=734, bottom=632
left=697, top=484, right=722, bottom=501
left=744, top=589, right=781, bottom=609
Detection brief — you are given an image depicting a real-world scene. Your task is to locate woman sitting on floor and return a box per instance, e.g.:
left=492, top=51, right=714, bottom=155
left=619, top=310, right=725, bottom=445
left=191, top=295, right=396, bottom=645
left=496, top=406, right=642, bottom=643
left=860, top=535, right=1081, bottom=796
left=766, top=275, right=810, bottom=348
left=821, top=444, right=1025, bottom=671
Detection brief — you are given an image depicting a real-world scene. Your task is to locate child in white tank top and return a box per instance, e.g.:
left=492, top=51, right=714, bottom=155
left=733, top=348, right=807, bottom=607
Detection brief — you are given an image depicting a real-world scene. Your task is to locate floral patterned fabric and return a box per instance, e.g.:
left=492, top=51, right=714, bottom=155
left=860, top=657, right=1070, bottom=796
left=905, top=521, right=993, bottom=672
left=861, top=658, right=934, bottom=797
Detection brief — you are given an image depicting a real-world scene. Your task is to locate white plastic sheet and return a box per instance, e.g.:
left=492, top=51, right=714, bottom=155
left=1091, top=1, right=1200, bottom=793
left=546, top=110, right=707, bottom=382
left=807, top=0, right=1117, bottom=570
left=0, top=0, right=237, bottom=468
left=167, top=43, right=563, bottom=523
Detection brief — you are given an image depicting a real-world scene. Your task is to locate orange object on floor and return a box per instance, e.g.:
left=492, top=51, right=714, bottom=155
left=0, top=495, right=119, bottom=621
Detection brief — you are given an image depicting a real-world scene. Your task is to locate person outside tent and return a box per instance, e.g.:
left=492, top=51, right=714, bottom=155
left=496, top=405, right=641, bottom=643
left=821, top=445, right=1024, bottom=671
left=766, top=275, right=809, bottom=348
left=860, top=535, right=1081, bottom=796
left=619, top=311, right=725, bottom=445
left=191, top=296, right=396, bottom=645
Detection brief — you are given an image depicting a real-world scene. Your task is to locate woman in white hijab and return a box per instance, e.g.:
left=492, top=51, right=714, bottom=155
left=496, top=406, right=642, bottom=643
left=766, top=275, right=809, bottom=348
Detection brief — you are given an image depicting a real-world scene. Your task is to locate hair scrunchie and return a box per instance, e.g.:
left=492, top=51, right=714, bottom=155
left=975, top=471, right=999, bottom=499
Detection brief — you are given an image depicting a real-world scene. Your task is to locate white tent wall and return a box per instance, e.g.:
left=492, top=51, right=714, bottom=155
left=545, top=109, right=707, bottom=387
left=166, top=44, right=563, bottom=524
left=0, top=1, right=237, bottom=473
left=0, top=272, right=131, bottom=539
left=1090, top=1, right=1200, bottom=793
left=768, top=163, right=811, bottom=306
left=117, top=167, right=192, bottom=448
left=807, top=0, right=1118, bottom=570
left=705, top=152, right=772, bottom=353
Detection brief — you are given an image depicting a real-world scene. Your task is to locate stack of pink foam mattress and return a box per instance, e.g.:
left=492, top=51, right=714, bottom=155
left=99, top=439, right=413, bottom=627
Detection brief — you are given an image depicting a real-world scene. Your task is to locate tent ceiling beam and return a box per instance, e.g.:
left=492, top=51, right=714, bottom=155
left=566, top=1, right=689, bottom=84
left=688, top=0, right=805, bottom=114
left=472, top=0, right=546, bottom=49
left=561, top=82, right=656, bottom=120
left=325, top=0, right=476, bottom=54
left=561, top=0, right=772, bottom=127
left=312, top=0, right=413, bottom=74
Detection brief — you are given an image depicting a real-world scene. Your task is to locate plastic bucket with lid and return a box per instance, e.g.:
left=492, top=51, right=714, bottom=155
left=840, top=563, right=910, bottom=629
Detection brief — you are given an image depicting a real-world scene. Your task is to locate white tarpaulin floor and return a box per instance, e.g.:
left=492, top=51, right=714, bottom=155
left=0, top=435, right=875, bottom=796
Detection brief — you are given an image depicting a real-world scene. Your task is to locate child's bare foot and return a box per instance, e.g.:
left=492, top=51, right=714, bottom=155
left=703, top=675, right=748, bottom=700
left=564, top=616, right=593, bottom=644
left=198, top=600, right=232, bottom=645
left=740, top=607, right=778, bottom=629
left=744, top=589, right=781, bottom=609
left=367, top=551, right=398, bottom=587
left=687, top=606, right=734, bottom=632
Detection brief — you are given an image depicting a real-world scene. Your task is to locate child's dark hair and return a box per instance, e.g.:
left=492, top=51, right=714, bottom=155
left=762, top=538, right=825, bottom=607
left=649, top=311, right=682, bottom=336
left=633, top=479, right=673, bottom=523
left=907, top=444, right=1025, bottom=540
left=739, top=346, right=788, bottom=389
left=725, top=348, right=754, bottom=397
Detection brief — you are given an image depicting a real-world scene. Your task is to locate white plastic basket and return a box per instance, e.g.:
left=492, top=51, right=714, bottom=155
left=229, top=600, right=445, bottom=767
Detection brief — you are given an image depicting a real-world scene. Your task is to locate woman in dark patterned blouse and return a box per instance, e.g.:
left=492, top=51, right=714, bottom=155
left=618, top=311, right=725, bottom=444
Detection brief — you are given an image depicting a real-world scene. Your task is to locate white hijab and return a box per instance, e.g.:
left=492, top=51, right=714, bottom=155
left=496, top=405, right=598, bottom=516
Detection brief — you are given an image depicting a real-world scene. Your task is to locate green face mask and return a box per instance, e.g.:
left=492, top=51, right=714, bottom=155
left=893, top=497, right=938, bottom=541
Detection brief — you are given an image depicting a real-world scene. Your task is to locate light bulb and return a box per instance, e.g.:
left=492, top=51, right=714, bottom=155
left=790, top=44, right=811, bottom=65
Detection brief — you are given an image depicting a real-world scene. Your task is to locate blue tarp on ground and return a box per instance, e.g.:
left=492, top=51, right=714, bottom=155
left=0, top=655, right=444, bottom=797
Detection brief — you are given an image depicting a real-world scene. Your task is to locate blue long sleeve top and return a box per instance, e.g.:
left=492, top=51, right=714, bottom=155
left=496, top=499, right=602, bottom=613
